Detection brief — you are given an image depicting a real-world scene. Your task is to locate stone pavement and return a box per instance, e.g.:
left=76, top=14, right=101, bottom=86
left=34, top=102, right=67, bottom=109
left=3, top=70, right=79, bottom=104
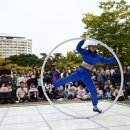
left=0, top=101, right=130, bottom=130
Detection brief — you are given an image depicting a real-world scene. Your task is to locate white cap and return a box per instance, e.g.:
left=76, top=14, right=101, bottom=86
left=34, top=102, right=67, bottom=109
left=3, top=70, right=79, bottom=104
left=86, top=40, right=98, bottom=46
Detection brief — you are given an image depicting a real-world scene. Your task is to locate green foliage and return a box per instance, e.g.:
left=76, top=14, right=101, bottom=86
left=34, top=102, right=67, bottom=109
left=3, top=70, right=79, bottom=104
left=0, top=58, right=10, bottom=69
left=82, top=0, right=130, bottom=63
left=8, top=54, right=41, bottom=67
left=42, top=51, right=82, bottom=71
left=56, top=50, right=82, bottom=70
left=0, top=58, right=31, bottom=71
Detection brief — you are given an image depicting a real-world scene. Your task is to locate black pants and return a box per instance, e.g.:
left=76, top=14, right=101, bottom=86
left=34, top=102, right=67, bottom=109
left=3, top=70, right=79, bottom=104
left=0, top=92, right=14, bottom=103
left=17, top=96, right=29, bottom=103
left=38, top=86, right=44, bottom=98
left=111, top=95, right=125, bottom=101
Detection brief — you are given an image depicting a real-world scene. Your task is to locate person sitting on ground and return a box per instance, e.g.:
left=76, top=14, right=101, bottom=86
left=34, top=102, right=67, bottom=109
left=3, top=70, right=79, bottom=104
left=16, top=81, right=29, bottom=103
left=124, top=82, right=130, bottom=99
left=28, top=83, right=38, bottom=100
left=0, top=83, right=13, bottom=103
left=95, top=82, right=103, bottom=99
left=111, top=84, right=125, bottom=101
left=104, top=80, right=113, bottom=99
left=77, top=84, right=90, bottom=100
left=44, top=82, right=54, bottom=100
left=64, top=82, right=77, bottom=100
left=0, top=83, right=12, bottom=92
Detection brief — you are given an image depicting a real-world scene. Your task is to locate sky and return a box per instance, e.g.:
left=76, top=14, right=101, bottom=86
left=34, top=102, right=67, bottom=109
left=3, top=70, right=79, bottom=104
left=0, top=0, right=130, bottom=57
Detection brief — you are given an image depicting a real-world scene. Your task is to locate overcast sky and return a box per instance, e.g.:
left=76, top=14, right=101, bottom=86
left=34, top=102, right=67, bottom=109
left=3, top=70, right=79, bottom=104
left=0, top=0, right=130, bottom=57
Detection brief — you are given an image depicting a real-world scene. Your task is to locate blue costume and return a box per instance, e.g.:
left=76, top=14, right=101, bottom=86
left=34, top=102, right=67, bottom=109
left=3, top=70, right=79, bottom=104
left=53, top=40, right=116, bottom=108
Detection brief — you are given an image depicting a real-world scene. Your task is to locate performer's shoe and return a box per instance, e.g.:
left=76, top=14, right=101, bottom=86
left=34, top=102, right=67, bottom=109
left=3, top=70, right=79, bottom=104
left=93, top=108, right=102, bottom=113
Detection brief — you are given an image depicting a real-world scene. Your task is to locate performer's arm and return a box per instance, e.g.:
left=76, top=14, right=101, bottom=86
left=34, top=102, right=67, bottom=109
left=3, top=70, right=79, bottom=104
left=99, top=53, right=122, bottom=64
left=99, top=56, right=116, bottom=64
left=76, top=40, right=87, bottom=55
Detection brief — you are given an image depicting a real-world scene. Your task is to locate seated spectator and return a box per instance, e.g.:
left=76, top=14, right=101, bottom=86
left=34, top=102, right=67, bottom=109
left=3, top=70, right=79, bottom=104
left=0, top=83, right=12, bottom=92
left=28, top=83, right=38, bottom=100
left=124, top=82, right=130, bottom=99
left=0, top=83, right=14, bottom=103
left=55, top=86, right=65, bottom=100
left=44, top=82, right=54, bottom=100
left=64, top=82, right=77, bottom=99
left=95, top=82, right=103, bottom=99
left=104, top=80, right=114, bottom=99
left=77, top=84, right=90, bottom=100
left=111, top=84, right=125, bottom=101
left=16, top=81, right=29, bottom=103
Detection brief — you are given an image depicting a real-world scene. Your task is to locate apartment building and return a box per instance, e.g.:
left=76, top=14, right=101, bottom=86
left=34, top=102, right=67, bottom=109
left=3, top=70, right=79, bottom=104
left=0, top=34, right=32, bottom=58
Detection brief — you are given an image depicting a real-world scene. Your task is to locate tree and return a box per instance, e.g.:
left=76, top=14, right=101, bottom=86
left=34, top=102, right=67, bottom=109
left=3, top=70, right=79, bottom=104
left=52, top=53, right=62, bottom=65
left=82, top=0, right=130, bottom=63
left=56, top=50, right=82, bottom=70
left=8, top=54, right=41, bottom=67
left=40, top=53, right=47, bottom=61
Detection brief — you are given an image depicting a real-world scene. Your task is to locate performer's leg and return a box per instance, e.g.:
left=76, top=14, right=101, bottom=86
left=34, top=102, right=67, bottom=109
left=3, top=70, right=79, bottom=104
left=82, top=78, right=102, bottom=113
left=82, top=78, right=98, bottom=106
left=53, top=71, right=82, bottom=88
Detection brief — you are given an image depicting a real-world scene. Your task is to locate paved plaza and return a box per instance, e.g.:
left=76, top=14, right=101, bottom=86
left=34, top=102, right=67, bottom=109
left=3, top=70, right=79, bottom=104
left=0, top=101, right=130, bottom=130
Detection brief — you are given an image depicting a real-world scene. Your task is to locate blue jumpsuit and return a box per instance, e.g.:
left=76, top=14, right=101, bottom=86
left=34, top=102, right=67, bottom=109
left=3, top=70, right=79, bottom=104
left=54, top=40, right=116, bottom=106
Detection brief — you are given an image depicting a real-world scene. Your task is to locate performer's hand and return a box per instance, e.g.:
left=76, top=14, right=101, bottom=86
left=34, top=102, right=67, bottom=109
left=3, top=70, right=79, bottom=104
left=82, top=36, right=88, bottom=41
left=82, top=37, right=86, bottom=41
left=117, top=53, right=122, bottom=58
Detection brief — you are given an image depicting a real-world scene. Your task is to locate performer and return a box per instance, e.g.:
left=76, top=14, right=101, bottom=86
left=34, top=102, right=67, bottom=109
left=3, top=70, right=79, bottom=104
left=52, top=39, right=121, bottom=113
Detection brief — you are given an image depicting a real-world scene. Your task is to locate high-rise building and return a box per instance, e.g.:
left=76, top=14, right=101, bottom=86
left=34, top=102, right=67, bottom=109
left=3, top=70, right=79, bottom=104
left=0, top=34, right=32, bottom=58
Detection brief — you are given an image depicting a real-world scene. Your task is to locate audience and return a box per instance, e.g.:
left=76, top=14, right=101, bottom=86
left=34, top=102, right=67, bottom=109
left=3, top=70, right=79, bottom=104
left=0, top=61, right=130, bottom=104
